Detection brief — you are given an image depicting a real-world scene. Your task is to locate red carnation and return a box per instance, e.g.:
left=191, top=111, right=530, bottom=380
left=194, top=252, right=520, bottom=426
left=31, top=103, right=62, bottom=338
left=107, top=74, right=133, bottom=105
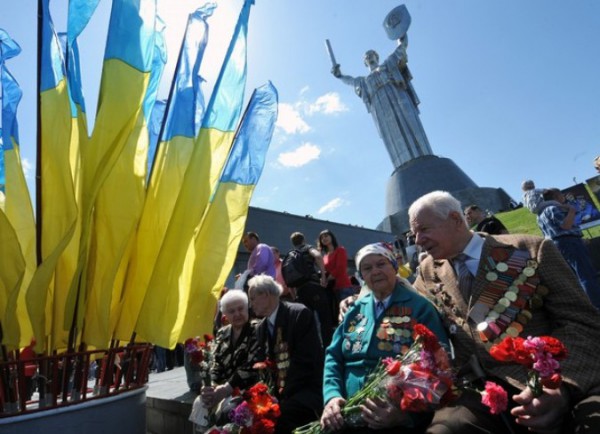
left=413, top=324, right=440, bottom=352
left=540, top=336, right=567, bottom=360
left=384, top=359, right=401, bottom=376
left=489, top=337, right=533, bottom=367
left=541, top=372, right=563, bottom=390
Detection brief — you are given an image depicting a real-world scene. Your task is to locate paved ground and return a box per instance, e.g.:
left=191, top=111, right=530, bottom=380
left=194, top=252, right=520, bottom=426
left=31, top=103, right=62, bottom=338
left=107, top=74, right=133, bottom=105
left=146, top=366, right=196, bottom=404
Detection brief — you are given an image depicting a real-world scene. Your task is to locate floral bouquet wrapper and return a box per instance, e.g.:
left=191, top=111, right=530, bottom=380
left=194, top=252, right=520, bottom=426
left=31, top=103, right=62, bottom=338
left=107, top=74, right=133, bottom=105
left=294, top=324, right=455, bottom=433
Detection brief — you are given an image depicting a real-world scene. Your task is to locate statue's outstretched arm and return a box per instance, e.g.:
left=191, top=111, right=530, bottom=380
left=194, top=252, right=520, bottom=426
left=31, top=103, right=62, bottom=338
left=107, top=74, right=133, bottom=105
left=331, top=64, right=357, bottom=86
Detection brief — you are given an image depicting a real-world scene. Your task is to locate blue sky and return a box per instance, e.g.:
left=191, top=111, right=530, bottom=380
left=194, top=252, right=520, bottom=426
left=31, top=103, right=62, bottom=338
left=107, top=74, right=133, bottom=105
left=2, top=0, right=600, bottom=230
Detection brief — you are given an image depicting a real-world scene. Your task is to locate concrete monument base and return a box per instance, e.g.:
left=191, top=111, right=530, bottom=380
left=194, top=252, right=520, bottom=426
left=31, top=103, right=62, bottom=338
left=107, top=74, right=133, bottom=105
left=378, top=155, right=513, bottom=234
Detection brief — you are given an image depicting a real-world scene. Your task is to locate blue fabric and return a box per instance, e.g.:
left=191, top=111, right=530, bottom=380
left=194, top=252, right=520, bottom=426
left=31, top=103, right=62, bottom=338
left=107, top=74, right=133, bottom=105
left=202, top=0, right=251, bottom=132
left=104, top=0, right=156, bottom=72
left=552, top=236, right=600, bottom=309
left=219, top=82, right=277, bottom=185
left=161, top=3, right=215, bottom=141
left=40, top=0, right=66, bottom=92
left=67, top=0, right=101, bottom=44
left=323, top=282, right=449, bottom=404
left=538, top=205, right=582, bottom=239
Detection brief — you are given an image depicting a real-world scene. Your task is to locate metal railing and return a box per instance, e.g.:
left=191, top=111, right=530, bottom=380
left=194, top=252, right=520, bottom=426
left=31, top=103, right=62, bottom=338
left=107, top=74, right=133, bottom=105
left=0, top=343, right=153, bottom=417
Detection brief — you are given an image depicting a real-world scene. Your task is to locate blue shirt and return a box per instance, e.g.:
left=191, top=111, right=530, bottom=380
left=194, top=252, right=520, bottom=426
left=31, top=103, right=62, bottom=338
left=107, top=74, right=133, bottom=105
left=538, top=205, right=582, bottom=240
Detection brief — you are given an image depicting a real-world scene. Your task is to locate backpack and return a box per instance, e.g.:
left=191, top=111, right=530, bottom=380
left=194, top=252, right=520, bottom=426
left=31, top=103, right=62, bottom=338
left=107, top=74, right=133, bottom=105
left=281, top=245, right=318, bottom=287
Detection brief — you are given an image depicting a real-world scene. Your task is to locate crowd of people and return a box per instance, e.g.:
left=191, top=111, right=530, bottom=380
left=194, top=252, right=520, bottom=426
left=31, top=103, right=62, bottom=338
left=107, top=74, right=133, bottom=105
left=179, top=186, right=600, bottom=434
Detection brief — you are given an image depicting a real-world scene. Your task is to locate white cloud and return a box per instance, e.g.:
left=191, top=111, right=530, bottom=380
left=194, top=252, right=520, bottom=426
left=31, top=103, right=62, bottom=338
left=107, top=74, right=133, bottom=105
left=318, top=197, right=347, bottom=214
left=276, top=103, right=311, bottom=134
left=306, top=92, right=348, bottom=115
left=21, top=158, right=33, bottom=179
left=277, top=142, right=321, bottom=168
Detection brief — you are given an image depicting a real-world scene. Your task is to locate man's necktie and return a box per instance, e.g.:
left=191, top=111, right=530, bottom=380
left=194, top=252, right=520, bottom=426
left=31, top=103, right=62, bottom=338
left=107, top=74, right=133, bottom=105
left=376, top=301, right=385, bottom=317
left=268, top=320, right=275, bottom=338
left=454, top=253, right=474, bottom=298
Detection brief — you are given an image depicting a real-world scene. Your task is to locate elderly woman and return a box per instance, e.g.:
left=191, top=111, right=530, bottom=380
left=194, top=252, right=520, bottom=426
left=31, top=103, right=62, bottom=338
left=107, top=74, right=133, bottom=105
left=321, top=243, right=449, bottom=433
left=201, top=290, right=260, bottom=409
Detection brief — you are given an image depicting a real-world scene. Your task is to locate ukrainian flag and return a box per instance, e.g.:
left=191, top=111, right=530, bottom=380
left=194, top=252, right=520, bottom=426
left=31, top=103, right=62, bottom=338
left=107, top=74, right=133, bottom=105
left=133, top=0, right=253, bottom=348
left=0, top=29, right=34, bottom=349
left=81, top=7, right=166, bottom=349
left=115, top=4, right=214, bottom=342
left=60, top=0, right=159, bottom=349
left=179, top=81, right=278, bottom=340
left=26, top=0, right=79, bottom=352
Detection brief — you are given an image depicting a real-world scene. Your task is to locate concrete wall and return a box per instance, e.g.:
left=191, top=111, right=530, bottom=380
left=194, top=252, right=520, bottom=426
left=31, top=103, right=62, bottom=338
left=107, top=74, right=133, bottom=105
left=225, top=206, right=396, bottom=287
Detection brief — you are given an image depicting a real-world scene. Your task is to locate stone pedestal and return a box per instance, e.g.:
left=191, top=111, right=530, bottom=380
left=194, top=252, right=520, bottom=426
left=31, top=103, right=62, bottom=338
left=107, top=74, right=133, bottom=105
left=378, top=155, right=513, bottom=234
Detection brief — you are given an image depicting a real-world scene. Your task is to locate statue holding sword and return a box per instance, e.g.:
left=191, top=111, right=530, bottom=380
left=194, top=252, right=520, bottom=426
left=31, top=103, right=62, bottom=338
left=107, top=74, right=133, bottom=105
left=327, top=5, right=432, bottom=169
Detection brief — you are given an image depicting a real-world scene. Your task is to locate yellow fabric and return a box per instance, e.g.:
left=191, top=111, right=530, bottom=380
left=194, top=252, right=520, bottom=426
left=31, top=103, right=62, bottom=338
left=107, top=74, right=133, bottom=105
left=131, top=127, right=235, bottom=347
left=26, top=79, right=78, bottom=352
left=115, top=135, right=195, bottom=341
left=66, top=59, right=150, bottom=348
left=179, top=182, right=256, bottom=340
left=2, top=143, right=36, bottom=348
left=0, top=209, right=26, bottom=350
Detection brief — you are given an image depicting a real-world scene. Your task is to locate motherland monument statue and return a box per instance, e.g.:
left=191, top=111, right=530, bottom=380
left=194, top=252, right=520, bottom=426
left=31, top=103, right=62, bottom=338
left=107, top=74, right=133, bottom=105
left=328, top=5, right=432, bottom=169
left=327, top=5, right=512, bottom=234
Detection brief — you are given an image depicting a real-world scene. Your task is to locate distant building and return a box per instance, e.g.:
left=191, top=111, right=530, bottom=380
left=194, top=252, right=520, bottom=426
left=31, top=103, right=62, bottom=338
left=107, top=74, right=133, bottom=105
left=228, top=207, right=395, bottom=287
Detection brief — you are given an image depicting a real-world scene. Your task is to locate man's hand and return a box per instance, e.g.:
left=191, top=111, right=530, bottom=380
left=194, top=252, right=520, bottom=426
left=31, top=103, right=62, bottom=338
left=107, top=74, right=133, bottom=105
left=321, top=397, right=346, bottom=432
left=510, top=385, right=570, bottom=433
left=338, top=295, right=357, bottom=322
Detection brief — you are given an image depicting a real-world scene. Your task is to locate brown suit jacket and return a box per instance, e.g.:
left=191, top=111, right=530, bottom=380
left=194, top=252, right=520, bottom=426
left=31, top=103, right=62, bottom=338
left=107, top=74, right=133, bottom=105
left=414, top=233, right=600, bottom=402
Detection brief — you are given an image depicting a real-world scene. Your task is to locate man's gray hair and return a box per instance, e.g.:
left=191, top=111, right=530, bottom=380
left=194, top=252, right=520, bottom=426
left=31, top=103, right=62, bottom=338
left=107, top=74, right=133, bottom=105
left=219, top=290, right=248, bottom=313
left=408, top=191, right=465, bottom=223
left=247, top=274, right=283, bottom=297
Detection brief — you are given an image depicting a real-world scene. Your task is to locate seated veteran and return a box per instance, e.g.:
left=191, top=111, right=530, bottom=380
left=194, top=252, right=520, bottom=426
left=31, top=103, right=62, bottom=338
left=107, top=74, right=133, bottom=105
left=201, top=290, right=260, bottom=409
left=409, top=190, right=600, bottom=434
left=248, top=274, right=324, bottom=434
left=321, top=242, right=449, bottom=434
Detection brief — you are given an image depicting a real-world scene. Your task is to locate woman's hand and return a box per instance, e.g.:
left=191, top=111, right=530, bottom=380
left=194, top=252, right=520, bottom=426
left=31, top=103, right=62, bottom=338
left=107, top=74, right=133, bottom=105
left=510, top=385, right=570, bottom=433
left=321, top=397, right=346, bottom=432
left=361, top=397, right=410, bottom=429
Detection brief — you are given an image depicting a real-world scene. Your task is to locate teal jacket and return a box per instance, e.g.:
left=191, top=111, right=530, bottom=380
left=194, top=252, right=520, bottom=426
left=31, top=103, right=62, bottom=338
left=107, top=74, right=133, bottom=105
left=323, top=282, right=449, bottom=406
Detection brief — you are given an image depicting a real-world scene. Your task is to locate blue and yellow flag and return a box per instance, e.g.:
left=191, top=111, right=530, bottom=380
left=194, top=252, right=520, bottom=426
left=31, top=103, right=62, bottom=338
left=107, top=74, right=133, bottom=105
left=132, top=0, right=253, bottom=348
left=180, top=81, right=278, bottom=340
left=25, top=0, right=79, bottom=352
left=72, top=0, right=161, bottom=348
left=115, top=3, right=215, bottom=342
left=0, top=29, right=34, bottom=349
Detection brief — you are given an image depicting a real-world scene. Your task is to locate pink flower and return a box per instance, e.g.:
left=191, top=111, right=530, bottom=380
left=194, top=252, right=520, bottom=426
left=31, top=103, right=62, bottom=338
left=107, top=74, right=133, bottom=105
left=533, top=355, right=560, bottom=378
left=481, top=381, right=508, bottom=415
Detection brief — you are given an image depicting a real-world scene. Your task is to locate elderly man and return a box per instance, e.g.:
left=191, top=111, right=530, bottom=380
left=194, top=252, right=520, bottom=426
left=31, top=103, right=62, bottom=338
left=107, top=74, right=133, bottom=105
left=248, top=275, right=323, bottom=434
left=408, top=191, right=600, bottom=434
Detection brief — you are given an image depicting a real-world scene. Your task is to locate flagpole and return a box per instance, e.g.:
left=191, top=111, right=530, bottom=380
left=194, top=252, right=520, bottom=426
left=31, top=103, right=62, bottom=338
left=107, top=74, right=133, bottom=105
left=35, top=0, right=43, bottom=266
left=147, top=21, right=188, bottom=183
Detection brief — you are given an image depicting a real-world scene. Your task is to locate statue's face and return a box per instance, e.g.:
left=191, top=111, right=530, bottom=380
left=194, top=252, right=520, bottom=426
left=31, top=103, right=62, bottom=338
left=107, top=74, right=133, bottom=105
left=364, top=50, right=379, bottom=68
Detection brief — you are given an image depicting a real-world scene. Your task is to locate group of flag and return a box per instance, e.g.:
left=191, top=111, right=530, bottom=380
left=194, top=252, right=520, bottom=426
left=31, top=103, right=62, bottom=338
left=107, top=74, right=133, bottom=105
left=0, top=0, right=277, bottom=353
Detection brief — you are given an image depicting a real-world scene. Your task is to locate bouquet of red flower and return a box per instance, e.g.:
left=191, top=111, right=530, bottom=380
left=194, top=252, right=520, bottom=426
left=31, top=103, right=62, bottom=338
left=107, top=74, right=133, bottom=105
left=206, top=383, right=281, bottom=434
left=293, top=324, right=455, bottom=434
left=185, top=334, right=215, bottom=386
left=489, top=335, right=568, bottom=397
